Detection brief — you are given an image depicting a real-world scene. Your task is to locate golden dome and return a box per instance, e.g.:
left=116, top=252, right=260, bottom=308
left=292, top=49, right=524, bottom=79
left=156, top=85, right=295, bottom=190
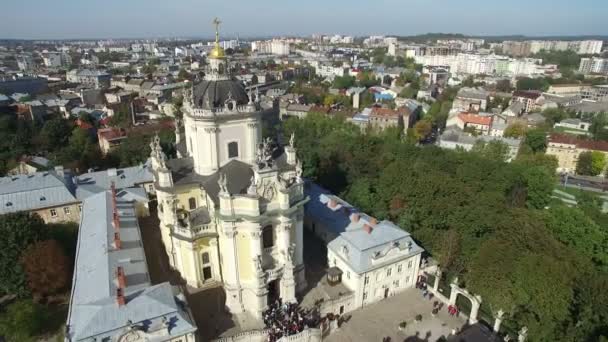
left=209, top=44, right=226, bottom=59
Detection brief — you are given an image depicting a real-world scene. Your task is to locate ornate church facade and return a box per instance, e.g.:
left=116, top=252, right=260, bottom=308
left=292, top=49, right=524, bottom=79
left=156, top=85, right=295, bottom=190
left=150, top=22, right=307, bottom=320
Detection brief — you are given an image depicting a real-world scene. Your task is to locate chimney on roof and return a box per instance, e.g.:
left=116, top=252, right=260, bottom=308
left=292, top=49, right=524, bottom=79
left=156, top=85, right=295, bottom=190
left=116, top=288, right=126, bottom=306
left=364, top=224, right=373, bottom=234
left=114, top=232, right=122, bottom=249
left=328, top=198, right=338, bottom=209
left=112, top=212, right=120, bottom=230
left=350, top=213, right=360, bottom=223
left=54, top=165, right=64, bottom=178
left=116, top=266, right=127, bottom=289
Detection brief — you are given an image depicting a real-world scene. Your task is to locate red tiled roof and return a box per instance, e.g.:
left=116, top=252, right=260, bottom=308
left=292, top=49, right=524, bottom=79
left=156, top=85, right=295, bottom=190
left=98, top=128, right=127, bottom=142
left=458, top=113, right=492, bottom=126
left=549, top=133, right=608, bottom=152
left=512, top=90, right=542, bottom=100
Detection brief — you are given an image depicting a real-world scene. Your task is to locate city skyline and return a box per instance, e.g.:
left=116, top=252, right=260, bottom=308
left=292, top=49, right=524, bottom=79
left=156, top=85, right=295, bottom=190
left=1, top=0, right=607, bottom=40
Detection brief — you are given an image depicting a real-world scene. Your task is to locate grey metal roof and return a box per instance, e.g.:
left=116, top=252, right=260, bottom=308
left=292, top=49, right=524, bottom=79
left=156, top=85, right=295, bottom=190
left=192, top=78, right=249, bottom=109
left=305, top=182, right=423, bottom=274
left=0, top=171, right=77, bottom=214
left=66, top=191, right=197, bottom=341
left=75, top=165, right=153, bottom=200
left=457, top=87, right=489, bottom=100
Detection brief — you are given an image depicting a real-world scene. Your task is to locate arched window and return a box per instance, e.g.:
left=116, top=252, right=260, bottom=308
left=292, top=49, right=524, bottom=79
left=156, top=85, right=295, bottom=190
left=201, top=252, right=212, bottom=281
left=263, top=225, right=274, bottom=249
left=228, top=141, right=239, bottom=158
left=188, top=197, right=196, bottom=210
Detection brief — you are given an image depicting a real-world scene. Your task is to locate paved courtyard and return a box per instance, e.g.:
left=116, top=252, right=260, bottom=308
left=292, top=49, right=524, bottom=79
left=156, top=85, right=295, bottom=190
left=325, top=288, right=467, bottom=342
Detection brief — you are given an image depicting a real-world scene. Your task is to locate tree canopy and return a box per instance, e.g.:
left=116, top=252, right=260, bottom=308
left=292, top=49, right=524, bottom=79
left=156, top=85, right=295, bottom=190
left=283, top=113, right=608, bottom=341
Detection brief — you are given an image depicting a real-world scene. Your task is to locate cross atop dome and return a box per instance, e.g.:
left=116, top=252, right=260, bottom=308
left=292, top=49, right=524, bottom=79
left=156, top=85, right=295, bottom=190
left=209, top=17, right=226, bottom=59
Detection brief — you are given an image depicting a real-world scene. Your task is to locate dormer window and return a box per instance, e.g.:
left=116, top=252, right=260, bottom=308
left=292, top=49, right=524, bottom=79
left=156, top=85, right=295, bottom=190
left=5, top=202, right=12, bottom=207
left=341, top=245, right=349, bottom=256
left=40, top=196, right=46, bottom=201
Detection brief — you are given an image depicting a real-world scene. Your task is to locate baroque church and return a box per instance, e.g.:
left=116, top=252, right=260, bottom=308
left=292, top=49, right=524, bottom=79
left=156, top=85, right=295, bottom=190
left=150, top=20, right=307, bottom=320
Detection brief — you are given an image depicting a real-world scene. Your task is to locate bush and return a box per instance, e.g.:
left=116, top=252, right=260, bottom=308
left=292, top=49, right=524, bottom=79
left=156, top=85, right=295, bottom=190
left=0, top=299, right=49, bottom=342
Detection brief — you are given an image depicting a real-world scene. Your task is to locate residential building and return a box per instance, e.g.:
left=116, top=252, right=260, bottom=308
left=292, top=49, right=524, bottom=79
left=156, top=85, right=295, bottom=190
left=251, top=40, right=290, bottom=55
left=579, top=57, right=608, bottom=75
left=554, top=118, right=591, bottom=134
left=304, top=182, right=424, bottom=310
left=7, top=156, right=52, bottom=175
left=438, top=129, right=522, bottom=162
left=546, top=134, right=608, bottom=174
left=67, top=69, right=112, bottom=88
left=98, top=128, right=128, bottom=155
left=65, top=190, right=197, bottom=342
left=511, top=91, right=545, bottom=113
left=42, top=52, right=63, bottom=67
left=446, top=113, right=492, bottom=135
left=281, top=103, right=312, bottom=120
left=581, top=85, right=608, bottom=102
left=452, top=88, right=489, bottom=112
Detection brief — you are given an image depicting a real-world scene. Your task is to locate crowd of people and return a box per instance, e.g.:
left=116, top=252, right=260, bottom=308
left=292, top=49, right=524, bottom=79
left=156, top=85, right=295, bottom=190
left=264, top=298, right=320, bottom=342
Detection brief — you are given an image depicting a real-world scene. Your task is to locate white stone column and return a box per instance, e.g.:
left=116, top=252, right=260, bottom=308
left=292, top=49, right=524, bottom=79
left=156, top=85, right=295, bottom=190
left=469, top=300, right=480, bottom=325
left=493, top=309, right=505, bottom=333
left=209, top=239, right=221, bottom=281
left=221, top=224, right=243, bottom=314
left=247, top=122, right=259, bottom=165
left=277, top=217, right=292, bottom=262
left=448, top=285, right=458, bottom=306
left=433, top=268, right=442, bottom=292
left=182, top=241, right=200, bottom=288
left=294, top=210, right=304, bottom=268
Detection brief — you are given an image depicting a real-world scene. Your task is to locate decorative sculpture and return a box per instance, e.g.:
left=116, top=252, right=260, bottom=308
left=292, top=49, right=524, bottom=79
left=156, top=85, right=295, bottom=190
left=247, top=175, right=258, bottom=195
left=253, top=254, right=263, bottom=272
left=295, top=159, right=303, bottom=181
left=289, top=133, right=295, bottom=148
left=218, top=172, right=228, bottom=194
left=255, top=137, right=275, bottom=169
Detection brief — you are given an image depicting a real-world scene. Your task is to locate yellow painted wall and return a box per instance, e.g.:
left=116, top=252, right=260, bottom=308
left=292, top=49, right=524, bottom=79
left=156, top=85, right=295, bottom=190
left=173, top=185, right=205, bottom=211
left=236, top=233, right=253, bottom=281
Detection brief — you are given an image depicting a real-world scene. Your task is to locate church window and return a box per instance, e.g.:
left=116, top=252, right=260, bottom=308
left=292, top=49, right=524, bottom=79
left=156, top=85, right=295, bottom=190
left=387, top=268, right=392, bottom=277
left=203, top=266, right=212, bottom=281
left=188, top=197, right=196, bottom=210
left=63, top=207, right=71, bottom=215
left=218, top=63, right=225, bottom=75
left=228, top=141, right=239, bottom=158
left=263, top=225, right=274, bottom=248
left=408, top=260, right=413, bottom=269
left=50, top=209, right=57, bottom=217
left=202, top=252, right=210, bottom=264
left=364, top=275, right=369, bottom=285
left=397, top=264, right=403, bottom=273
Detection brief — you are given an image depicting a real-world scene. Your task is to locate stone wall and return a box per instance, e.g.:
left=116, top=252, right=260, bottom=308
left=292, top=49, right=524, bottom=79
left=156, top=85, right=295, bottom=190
left=212, top=328, right=322, bottom=342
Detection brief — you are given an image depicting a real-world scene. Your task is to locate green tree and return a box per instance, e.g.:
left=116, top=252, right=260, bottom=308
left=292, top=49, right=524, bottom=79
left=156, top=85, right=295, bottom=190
left=589, top=112, right=608, bottom=141
left=524, top=129, right=547, bottom=153
left=523, top=166, right=554, bottom=209
left=177, top=68, right=190, bottom=81
left=0, top=213, right=47, bottom=296
left=332, top=75, right=356, bottom=89
left=471, top=140, right=510, bottom=162
left=591, top=151, right=606, bottom=176
left=0, top=300, right=48, bottom=342
left=504, top=123, right=527, bottom=138
left=39, top=118, right=72, bottom=152
left=576, top=151, right=594, bottom=175
left=413, top=119, right=432, bottom=141
left=516, top=77, right=550, bottom=91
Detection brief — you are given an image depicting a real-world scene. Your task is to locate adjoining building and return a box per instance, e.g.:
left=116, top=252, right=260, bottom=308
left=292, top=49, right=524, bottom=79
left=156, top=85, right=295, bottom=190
left=304, top=182, right=424, bottom=311
left=546, top=134, right=608, bottom=174
left=65, top=190, right=197, bottom=342
left=0, top=165, right=154, bottom=223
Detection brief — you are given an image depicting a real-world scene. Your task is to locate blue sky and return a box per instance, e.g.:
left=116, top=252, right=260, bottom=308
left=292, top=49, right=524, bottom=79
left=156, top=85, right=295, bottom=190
left=2, top=0, right=607, bottom=39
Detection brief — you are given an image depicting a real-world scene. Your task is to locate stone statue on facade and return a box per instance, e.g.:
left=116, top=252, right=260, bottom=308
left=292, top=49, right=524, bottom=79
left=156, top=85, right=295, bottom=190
left=295, top=159, right=303, bottom=181
left=289, top=133, right=295, bottom=148
left=218, top=172, right=228, bottom=194
left=247, top=175, right=258, bottom=196
left=255, top=137, right=275, bottom=169
left=253, top=254, right=263, bottom=272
